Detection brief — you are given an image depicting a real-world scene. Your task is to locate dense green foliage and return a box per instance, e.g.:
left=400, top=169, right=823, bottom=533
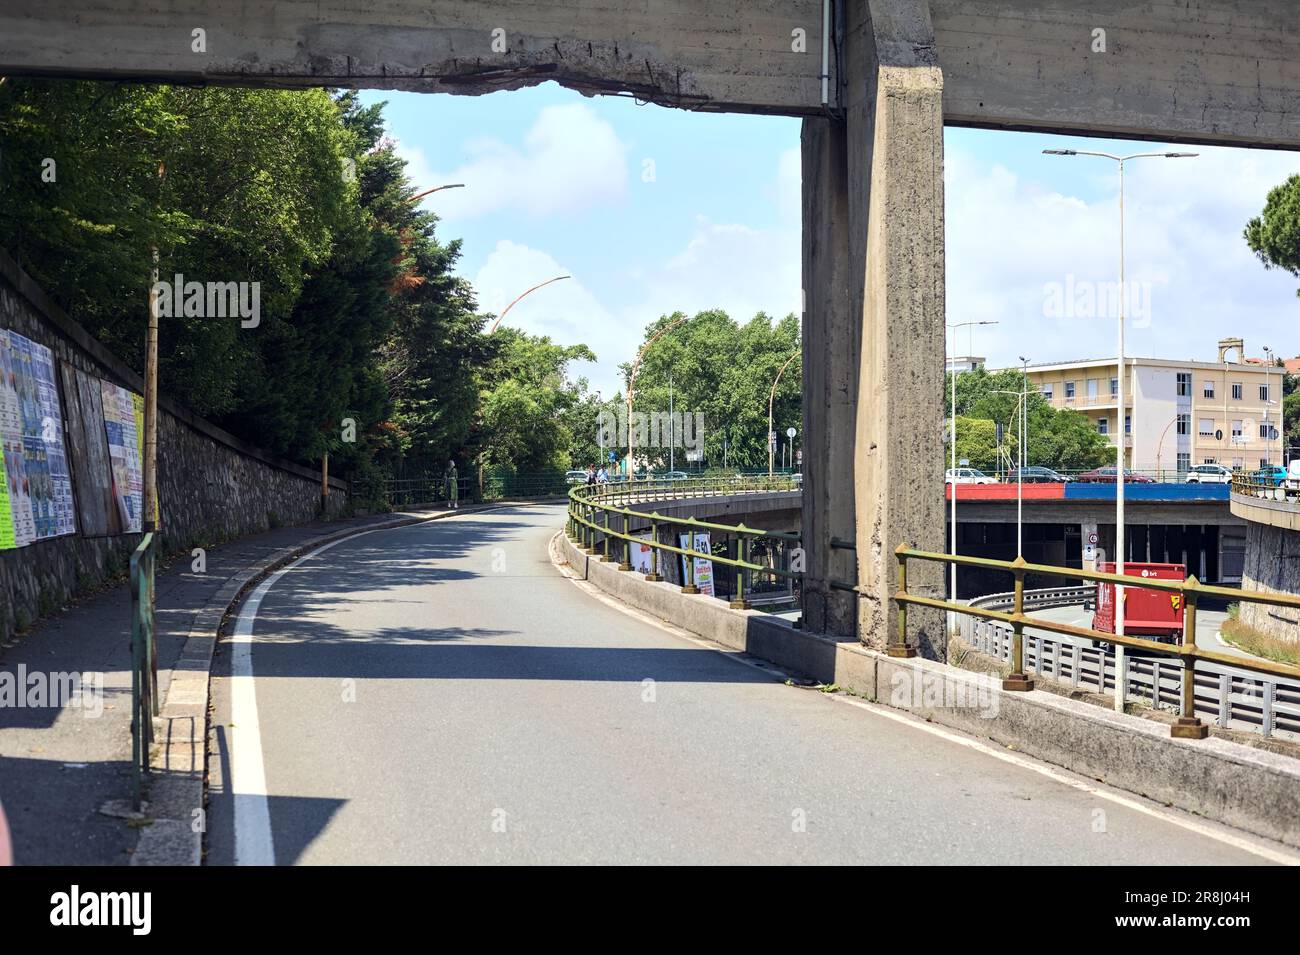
left=944, top=367, right=1114, bottom=473
left=1246, top=174, right=1300, bottom=295
left=603, top=310, right=802, bottom=472
left=0, top=79, right=599, bottom=502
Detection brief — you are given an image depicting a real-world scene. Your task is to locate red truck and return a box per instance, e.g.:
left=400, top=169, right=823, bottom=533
left=1092, top=562, right=1186, bottom=643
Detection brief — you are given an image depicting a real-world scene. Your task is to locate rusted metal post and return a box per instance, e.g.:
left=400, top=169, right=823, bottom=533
left=888, top=544, right=916, bottom=657
left=682, top=531, right=700, bottom=594
left=1171, top=575, right=1208, bottom=739
left=646, top=516, right=662, bottom=581
left=601, top=509, right=612, bottom=561
left=619, top=511, right=632, bottom=570
left=730, top=532, right=749, bottom=609
left=1003, top=556, right=1034, bottom=691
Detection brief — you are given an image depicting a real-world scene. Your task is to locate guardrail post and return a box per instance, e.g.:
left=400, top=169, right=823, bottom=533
left=888, top=544, right=916, bottom=657
left=1003, top=556, right=1034, bottom=691
left=646, top=515, right=662, bottom=581
left=682, top=526, right=700, bottom=594
left=1171, top=575, right=1209, bottom=739
left=601, top=509, right=613, bottom=561
left=583, top=503, right=597, bottom=554
left=619, top=511, right=632, bottom=571
left=730, top=531, right=749, bottom=610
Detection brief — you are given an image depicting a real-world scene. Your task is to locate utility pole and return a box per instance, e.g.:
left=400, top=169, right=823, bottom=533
left=143, top=161, right=165, bottom=536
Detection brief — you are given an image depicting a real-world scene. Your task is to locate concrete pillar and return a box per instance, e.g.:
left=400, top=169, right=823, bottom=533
left=800, top=116, right=858, bottom=636
left=849, top=0, right=947, bottom=657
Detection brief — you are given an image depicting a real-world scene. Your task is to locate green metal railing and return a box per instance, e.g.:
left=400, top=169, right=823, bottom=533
left=892, top=545, right=1300, bottom=738
left=130, top=532, right=158, bottom=811
left=567, top=475, right=801, bottom=610
left=1232, top=472, right=1300, bottom=504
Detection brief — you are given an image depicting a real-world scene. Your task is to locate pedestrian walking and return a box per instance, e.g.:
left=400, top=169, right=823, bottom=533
left=444, top=459, right=459, bottom=509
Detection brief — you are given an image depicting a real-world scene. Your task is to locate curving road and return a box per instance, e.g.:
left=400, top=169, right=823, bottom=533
left=204, top=504, right=1287, bottom=865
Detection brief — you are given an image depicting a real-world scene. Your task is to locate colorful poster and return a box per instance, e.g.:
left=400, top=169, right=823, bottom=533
left=1, top=330, right=35, bottom=547
left=100, top=380, right=144, bottom=533
left=678, top=531, right=715, bottom=597
left=630, top=530, right=656, bottom=575
left=30, top=338, right=76, bottom=537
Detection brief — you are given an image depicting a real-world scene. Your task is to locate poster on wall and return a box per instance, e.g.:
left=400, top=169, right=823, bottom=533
left=630, top=530, right=656, bottom=576
left=0, top=328, right=76, bottom=549
left=678, top=531, right=715, bottom=597
left=100, top=380, right=145, bottom=534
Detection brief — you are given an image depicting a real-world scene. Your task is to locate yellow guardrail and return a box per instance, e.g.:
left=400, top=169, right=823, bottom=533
left=892, top=546, right=1300, bottom=739
left=1232, top=473, right=1300, bottom=504
left=566, top=476, right=800, bottom=609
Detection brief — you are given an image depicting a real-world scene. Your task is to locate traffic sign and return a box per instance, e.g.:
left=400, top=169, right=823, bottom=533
left=786, top=427, right=796, bottom=438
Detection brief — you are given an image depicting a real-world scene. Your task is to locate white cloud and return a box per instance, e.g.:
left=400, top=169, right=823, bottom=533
left=396, top=103, right=628, bottom=222
left=471, top=148, right=802, bottom=398
left=947, top=141, right=1300, bottom=368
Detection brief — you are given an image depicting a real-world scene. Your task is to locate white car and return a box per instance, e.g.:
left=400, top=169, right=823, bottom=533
left=1185, top=463, right=1233, bottom=484
left=945, top=467, right=998, bottom=485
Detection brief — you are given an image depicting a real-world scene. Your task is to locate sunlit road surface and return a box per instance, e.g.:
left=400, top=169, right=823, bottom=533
left=205, top=505, right=1280, bottom=865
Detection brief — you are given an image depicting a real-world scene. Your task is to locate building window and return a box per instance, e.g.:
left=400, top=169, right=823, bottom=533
left=1198, top=418, right=1215, bottom=437
left=1087, top=378, right=1099, bottom=401
left=1203, top=457, right=1216, bottom=465
left=1124, top=414, right=1131, bottom=435
left=1261, top=458, right=1270, bottom=470
left=1110, top=377, right=1118, bottom=397
left=1176, top=414, right=1190, bottom=436
left=1177, top=373, right=1191, bottom=396
left=1097, top=418, right=1109, bottom=435
left=1233, top=457, right=1244, bottom=468
left=1232, top=419, right=1243, bottom=441
left=1177, top=452, right=1191, bottom=472
left=1041, top=383, right=1053, bottom=400
left=1260, top=422, right=1278, bottom=440
left=1065, top=381, right=1075, bottom=400
left=1260, top=383, right=1270, bottom=402
left=1232, top=382, right=1243, bottom=400
left=1204, top=381, right=1215, bottom=398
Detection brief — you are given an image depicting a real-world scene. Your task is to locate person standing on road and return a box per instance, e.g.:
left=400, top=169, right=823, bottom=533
left=597, top=465, right=609, bottom=484
left=586, top=465, right=597, bottom=487
left=444, top=459, right=459, bottom=509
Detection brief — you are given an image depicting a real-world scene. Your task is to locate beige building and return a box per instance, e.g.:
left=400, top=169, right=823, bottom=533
left=998, top=339, right=1285, bottom=475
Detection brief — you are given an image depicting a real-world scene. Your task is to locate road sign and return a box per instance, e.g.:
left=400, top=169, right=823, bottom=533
left=1088, top=532, right=1098, bottom=545
left=786, top=427, right=796, bottom=438
left=796, top=449, right=802, bottom=464
left=608, top=451, right=616, bottom=462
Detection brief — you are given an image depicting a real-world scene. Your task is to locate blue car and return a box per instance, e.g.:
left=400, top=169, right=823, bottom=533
left=1251, top=465, right=1288, bottom=487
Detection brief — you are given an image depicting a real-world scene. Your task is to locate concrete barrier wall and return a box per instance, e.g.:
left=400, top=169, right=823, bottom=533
left=560, top=531, right=1300, bottom=848
left=0, top=250, right=348, bottom=640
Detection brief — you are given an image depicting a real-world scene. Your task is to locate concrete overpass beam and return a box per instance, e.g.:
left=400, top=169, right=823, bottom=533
left=851, top=0, right=946, bottom=657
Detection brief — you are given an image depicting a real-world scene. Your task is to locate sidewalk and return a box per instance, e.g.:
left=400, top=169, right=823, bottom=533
left=0, top=502, right=492, bottom=865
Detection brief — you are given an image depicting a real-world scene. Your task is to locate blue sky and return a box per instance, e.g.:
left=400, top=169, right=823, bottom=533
left=362, top=83, right=1300, bottom=395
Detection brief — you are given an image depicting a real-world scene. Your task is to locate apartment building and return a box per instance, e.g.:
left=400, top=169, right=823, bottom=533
left=998, top=339, right=1285, bottom=474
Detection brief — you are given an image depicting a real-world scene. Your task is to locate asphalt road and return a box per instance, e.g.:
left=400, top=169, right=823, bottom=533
left=205, top=504, right=1282, bottom=865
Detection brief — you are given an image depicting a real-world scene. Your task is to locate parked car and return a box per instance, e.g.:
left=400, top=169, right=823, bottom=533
left=1251, top=464, right=1288, bottom=488
left=1185, top=463, right=1233, bottom=484
left=663, top=470, right=689, bottom=481
left=1006, top=466, right=1070, bottom=484
left=1076, top=466, right=1155, bottom=484
left=945, top=467, right=998, bottom=485
left=1289, top=461, right=1300, bottom=487
left=564, top=469, right=589, bottom=485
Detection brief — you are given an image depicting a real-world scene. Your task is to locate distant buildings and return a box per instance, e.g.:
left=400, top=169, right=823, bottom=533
left=992, top=339, right=1286, bottom=473
left=946, top=355, right=984, bottom=375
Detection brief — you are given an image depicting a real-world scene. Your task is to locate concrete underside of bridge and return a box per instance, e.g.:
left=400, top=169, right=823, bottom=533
left=6, top=0, right=1300, bottom=658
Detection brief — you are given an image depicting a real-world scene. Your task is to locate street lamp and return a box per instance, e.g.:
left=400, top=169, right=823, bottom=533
left=946, top=321, right=998, bottom=600
left=1043, top=147, right=1197, bottom=710
left=487, top=274, right=570, bottom=334
left=768, top=350, right=800, bottom=477
left=407, top=183, right=465, bottom=203
left=1263, top=346, right=1280, bottom=465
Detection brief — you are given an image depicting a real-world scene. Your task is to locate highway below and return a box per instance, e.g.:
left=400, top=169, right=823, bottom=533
left=205, top=504, right=1288, bottom=865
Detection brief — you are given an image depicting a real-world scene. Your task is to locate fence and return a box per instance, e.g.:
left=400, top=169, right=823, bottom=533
left=1232, top=472, right=1300, bottom=504
left=959, top=587, right=1300, bottom=740
left=895, top=547, right=1300, bottom=739
left=567, top=475, right=801, bottom=609
left=129, top=532, right=158, bottom=811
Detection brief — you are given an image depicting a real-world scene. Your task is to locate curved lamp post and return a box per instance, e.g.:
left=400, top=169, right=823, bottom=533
left=407, top=183, right=465, bottom=203
left=626, top=314, right=691, bottom=477
left=487, top=275, right=570, bottom=334
left=768, top=350, right=800, bottom=477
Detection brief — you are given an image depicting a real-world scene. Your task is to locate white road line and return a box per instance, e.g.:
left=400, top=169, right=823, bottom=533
left=228, top=507, right=517, bottom=866
left=549, top=532, right=1300, bottom=866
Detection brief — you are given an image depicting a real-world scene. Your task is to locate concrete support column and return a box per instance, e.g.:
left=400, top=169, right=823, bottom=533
left=800, top=116, right=858, bottom=636
left=801, top=0, right=946, bottom=654
left=849, top=0, right=947, bottom=657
